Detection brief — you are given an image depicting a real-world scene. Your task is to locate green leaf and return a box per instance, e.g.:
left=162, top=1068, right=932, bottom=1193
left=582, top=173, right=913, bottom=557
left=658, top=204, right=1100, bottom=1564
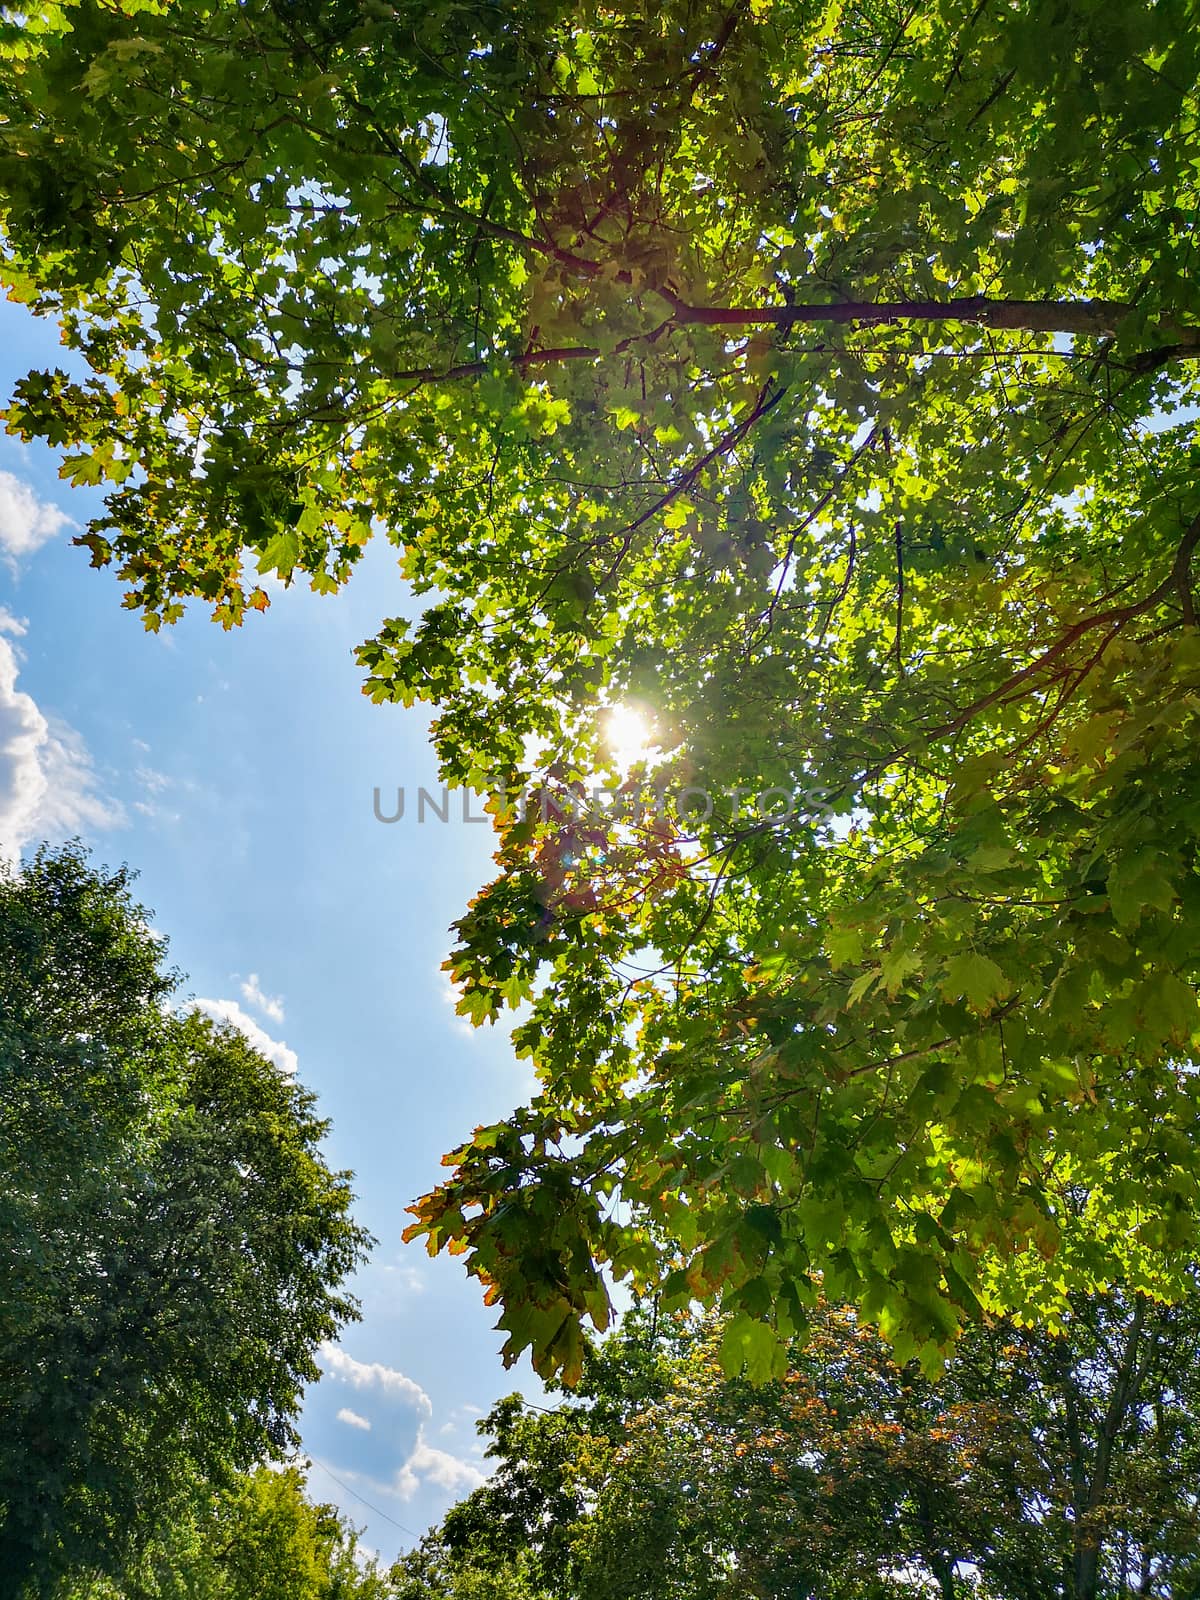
left=941, top=953, right=1011, bottom=1015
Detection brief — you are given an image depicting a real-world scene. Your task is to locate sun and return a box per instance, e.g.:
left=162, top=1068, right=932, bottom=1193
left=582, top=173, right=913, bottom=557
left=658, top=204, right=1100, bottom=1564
left=601, top=702, right=656, bottom=774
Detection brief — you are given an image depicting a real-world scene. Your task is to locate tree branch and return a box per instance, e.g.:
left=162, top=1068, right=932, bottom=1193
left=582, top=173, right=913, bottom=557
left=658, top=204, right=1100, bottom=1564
left=909, top=508, right=1200, bottom=752
left=654, top=286, right=1199, bottom=343
left=388, top=298, right=1200, bottom=395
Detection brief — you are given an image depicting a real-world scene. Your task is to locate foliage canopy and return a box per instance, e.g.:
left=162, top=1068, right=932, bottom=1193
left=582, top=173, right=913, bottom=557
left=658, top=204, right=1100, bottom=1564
left=3, top=0, right=1200, bottom=1375
left=64, top=1466, right=390, bottom=1600
left=394, top=1295, right=1200, bottom=1600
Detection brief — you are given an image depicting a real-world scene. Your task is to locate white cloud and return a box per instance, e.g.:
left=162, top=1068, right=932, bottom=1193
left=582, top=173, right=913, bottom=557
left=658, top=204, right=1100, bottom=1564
left=395, top=1430, right=487, bottom=1500
left=241, top=971, right=285, bottom=1024
left=336, top=1408, right=372, bottom=1433
left=191, top=996, right=298, bottom=1076
left=317, top=1342, right=433, bottom=1417
left=377, top=1258, right=425, bottom=1296
left=130, top=761, right=188, bottom=826
left=0, top=623, right=124, bottom=862
left=135, top=764, right=172, bottom=795
left=303, top=1355, right=488, bottom=1556
left=0, top=471, right=74, bottom=565
left=438, top=1402, right=485, bottom=1439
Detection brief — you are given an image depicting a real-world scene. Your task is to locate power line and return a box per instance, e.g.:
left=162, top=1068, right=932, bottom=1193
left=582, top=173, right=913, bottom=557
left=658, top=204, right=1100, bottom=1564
left=308, top=1455, right=423, bottom=1540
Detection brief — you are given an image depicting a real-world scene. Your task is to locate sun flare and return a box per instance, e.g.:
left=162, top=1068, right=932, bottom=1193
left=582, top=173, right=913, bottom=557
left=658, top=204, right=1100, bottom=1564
left=601, top=703, right=655, bottom=774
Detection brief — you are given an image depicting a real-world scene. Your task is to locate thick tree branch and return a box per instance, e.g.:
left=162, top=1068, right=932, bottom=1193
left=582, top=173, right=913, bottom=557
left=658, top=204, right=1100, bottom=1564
left=389, top=297, right=1200, bottom=393
left=654, top=286, right=1200, bottom=343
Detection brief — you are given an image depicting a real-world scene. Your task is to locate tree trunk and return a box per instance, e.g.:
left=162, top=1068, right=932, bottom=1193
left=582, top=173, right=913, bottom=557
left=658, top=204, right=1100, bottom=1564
left=930, top=1552, right=958, bottom=1600
left=1072, top=1298, right=1148, bottom=1600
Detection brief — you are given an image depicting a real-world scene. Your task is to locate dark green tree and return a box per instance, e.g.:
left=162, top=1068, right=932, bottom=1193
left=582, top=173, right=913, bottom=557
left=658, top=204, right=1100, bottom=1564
left=0, top=845, right=371, bottom=1597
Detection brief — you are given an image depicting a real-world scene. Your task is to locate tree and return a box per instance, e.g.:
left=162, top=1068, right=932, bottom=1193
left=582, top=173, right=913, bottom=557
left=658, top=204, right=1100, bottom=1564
left=61, top=1466, right=391, bottom=1600
left=394, top=1295, right=1200, bottom=1600
left=0, top=845, right=371, bottom=1596
left=3, top=0, right=1200, bottom=1372
left=391, top=1541, right=546, bottom=1600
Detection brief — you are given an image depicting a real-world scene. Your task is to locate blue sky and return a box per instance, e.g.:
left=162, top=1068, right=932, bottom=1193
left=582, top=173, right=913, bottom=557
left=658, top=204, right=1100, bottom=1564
left=0, top=296, right=545, bottom=1562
